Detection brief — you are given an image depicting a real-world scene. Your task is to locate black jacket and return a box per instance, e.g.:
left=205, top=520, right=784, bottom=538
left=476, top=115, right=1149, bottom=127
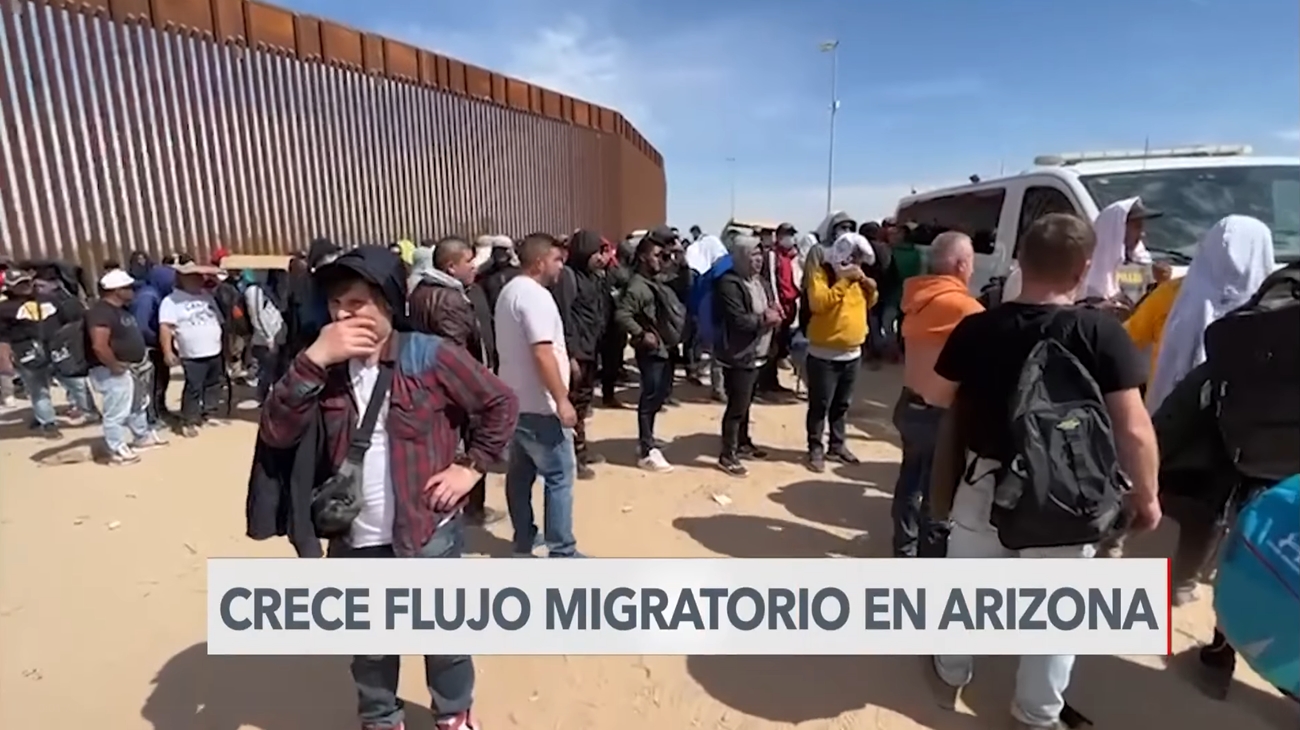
left=712, top=269, right=776, bottom=368
left=553, top=230, right=609, bottom=361
left=245, top=408, right=329, bottom=558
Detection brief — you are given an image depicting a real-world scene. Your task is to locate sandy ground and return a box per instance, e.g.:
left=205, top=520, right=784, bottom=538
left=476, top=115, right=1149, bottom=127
left=0, top=364, right=1295, bottom=730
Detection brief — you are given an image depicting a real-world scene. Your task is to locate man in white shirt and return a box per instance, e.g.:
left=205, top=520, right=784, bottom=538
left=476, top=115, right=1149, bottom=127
left=159, top=264, right=225, bottom=436
left=495, top=232, right=583, bottom=557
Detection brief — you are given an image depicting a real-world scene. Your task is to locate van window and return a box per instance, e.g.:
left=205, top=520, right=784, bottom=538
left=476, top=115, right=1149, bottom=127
left=1081, top=164, right=1300, bottom=263
left=1014, top=186, right=1078, bottom=259
left=897, top=188, right=1006, bottom=254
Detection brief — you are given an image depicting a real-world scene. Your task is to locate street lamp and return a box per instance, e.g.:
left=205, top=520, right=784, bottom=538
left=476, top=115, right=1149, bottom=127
left=819, top=40, right=840, bottom=217
left=726, top=156, right=737, bottom=219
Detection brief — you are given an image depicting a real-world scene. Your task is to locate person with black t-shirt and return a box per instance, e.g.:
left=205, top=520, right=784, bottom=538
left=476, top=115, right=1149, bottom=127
left=87, top=270, right=168, bottom=465
left=924, top=213, right=1161, bottom=730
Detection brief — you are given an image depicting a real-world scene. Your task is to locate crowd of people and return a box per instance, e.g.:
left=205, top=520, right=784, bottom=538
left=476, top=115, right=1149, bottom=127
left=1, top=198, right=1296, bottom=730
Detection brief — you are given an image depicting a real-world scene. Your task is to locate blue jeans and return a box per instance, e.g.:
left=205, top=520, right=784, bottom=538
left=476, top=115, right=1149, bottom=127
left=635, top=353, right=672, bottom=457
left=329, top=518, right=474, bottom=727
left=890, top=391, right=949, bottom=557
left=89, top=366, right=151, bottom=453
left=16, top=366, right=96, bottom=426
left=16, top=365, right=58, bottom=426
left=504, top=412, right=578, bottom=556
left=59, top=374, right=97, bottom=416
left=934, top=456, right=1095, bottom=726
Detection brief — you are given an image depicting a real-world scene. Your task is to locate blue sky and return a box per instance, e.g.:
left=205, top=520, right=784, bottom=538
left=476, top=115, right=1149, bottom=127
left=279, top=0, right=1299, bottom=232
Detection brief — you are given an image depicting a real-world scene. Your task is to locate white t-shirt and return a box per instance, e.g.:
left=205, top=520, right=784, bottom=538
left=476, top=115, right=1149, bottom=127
left=347, top=360, right=395, bottom=549
left=158, top=289, right=224, bottom=359
left=494, top=275, right=569, bottom=415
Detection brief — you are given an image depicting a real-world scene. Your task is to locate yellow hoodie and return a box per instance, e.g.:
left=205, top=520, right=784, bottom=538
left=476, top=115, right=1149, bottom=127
left=806, top=264, right=875, bottom=351
left=900, top=274, right=983, bottom=405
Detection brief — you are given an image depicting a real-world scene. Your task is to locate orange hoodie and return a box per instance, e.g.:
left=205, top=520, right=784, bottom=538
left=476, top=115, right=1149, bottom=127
left=901, top=275, right=984, bottom=406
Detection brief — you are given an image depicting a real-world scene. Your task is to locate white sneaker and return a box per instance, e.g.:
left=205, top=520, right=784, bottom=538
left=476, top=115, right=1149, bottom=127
left=109, top=446, right=141, bottom=465
left=638, top=448, right=674, bottom=473
left=133, top=432, right=170, bottom=450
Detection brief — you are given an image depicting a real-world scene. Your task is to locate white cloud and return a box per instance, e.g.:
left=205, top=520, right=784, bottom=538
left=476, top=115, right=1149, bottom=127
left=379, top=14, right=735, bottom=142
left=1277, top=128, right=1300, bottom=142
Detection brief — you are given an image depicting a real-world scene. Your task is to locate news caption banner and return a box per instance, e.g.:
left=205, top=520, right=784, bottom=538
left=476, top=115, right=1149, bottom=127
left=208, top=558, right=1171, bottom=656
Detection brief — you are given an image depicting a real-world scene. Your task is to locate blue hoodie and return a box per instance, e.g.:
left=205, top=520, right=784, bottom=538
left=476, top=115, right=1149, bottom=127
left=131, top=265, right=175, bottom=347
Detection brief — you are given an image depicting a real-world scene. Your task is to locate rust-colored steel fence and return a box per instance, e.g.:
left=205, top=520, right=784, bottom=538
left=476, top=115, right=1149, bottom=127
left=0, top=0, right=666, bottom=275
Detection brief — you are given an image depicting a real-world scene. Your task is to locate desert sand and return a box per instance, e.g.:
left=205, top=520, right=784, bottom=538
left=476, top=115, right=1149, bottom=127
left=0, top=365, right=1293, bottom=730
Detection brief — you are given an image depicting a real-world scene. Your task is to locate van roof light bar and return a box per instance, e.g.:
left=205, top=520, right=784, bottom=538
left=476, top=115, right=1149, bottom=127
left=1034, top=144, right=1252, bottom=167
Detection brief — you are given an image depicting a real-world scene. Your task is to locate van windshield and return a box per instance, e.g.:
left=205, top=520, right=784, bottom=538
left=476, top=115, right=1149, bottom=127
left=1080, top=164, right=1300, bottom=263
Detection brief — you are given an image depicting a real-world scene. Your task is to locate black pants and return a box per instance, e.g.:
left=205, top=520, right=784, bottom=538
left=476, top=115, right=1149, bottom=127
left=720, top=365, right=759, bottom=457
left=635, top=353, right=672, bottom=457
left=599, top=325, right=626, bottom=399
left=147, top=347, right=170, bottom=420
left=569, top=358, right=597, bottom=461
left=180, top=355, right=223, bottom=426
left=804, top=355, right=858, bottom=453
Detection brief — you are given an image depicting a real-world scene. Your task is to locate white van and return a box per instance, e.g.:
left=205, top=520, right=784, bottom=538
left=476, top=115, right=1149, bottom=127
left=891, top=145, right=1300, bottom=294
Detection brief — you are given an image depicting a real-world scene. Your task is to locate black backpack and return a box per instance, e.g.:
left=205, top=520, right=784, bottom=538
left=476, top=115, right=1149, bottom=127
left=1203, top=263, right=1300, bottom=483
left=48, top=319, right=88, bottom=377
left=988, top=312, right=1128, bottom=550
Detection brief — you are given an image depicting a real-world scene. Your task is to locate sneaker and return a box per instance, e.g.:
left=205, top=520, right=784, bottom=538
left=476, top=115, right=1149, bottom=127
left=109, top=446, right=141, bottom=465
left=737, top=443, right=768, bottom=460
left=37, top=423, right=64, bottom=441
left=828, top=447, right=860, bottom=465
left=464, top=506, right=505, bottom=527
left=133, top=432, right=170, bottom=450
left=600, top=395, right=625, bottom=409
left=435, top=710, right=481, bottom=729
left=664, top=396, right=682, bottom=407
left=181, top=425, right=199, bottom=438
left=638, top=448, right=674, bottom=473
left=576, top=462, right=597, bottom=481
left=717, top=455, right=748, bottom=477
left=923, top=656, right=964, bottom=710
left=710, top=390, right=727, bottom=403
left=806, top=448, right=826, bottom=474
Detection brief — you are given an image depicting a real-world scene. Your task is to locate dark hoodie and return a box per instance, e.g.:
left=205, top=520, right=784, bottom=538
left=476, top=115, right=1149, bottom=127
left=130, top=265, right=175, bottom=347
left=553, top=230, right=609, bottom=362
left=284, top=238, right=342, bottom=359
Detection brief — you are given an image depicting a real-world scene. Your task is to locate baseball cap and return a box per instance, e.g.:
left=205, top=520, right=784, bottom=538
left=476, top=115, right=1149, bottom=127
left=100, top=269, right=134, bottom=291
left=1127, top=199, right=1163, bottom=221
left=5, top=268, right=34, bottom=286
left=645, top=225, right=677, bottom=245
left=776, top=222, right=797, bottom=236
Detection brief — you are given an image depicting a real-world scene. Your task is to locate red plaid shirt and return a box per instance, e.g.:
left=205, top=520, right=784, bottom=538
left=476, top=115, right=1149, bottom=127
left=259, top=335, right=519, bottom=556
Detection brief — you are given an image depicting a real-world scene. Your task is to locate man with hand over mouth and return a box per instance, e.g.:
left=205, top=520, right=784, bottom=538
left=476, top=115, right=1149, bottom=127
left=258, top=245, right=518, bottom=730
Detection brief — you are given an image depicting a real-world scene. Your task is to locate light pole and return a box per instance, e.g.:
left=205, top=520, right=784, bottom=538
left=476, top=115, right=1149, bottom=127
left=819, top=40, right=840, bottom=217
left=726, top=156, right=737, bottom=219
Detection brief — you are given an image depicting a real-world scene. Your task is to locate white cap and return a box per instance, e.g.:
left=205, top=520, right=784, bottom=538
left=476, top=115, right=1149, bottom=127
left=99, top=269, right=134, bottom=291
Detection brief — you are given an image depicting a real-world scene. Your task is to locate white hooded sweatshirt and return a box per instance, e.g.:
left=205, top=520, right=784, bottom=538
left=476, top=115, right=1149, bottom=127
left=1145, top=215, right=1275, bottom=414
left=1082, top=197, right=1153, bottom=300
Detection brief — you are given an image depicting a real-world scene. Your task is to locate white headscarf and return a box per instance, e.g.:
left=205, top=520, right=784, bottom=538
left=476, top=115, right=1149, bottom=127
left=1145, top=215, right=1275, bottom=413
left=1082, top=197, right=1152, bottom=300
left=685, top=234, right=728, bottom=274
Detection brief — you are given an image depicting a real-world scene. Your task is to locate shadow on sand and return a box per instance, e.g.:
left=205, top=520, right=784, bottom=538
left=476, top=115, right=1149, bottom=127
left=142, top=644, right=443, bottom=730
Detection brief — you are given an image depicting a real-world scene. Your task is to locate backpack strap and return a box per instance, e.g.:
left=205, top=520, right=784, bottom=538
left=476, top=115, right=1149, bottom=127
left=346, top=363, right=394, bottom=464
left=396, top=331, right=443, bottom=376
